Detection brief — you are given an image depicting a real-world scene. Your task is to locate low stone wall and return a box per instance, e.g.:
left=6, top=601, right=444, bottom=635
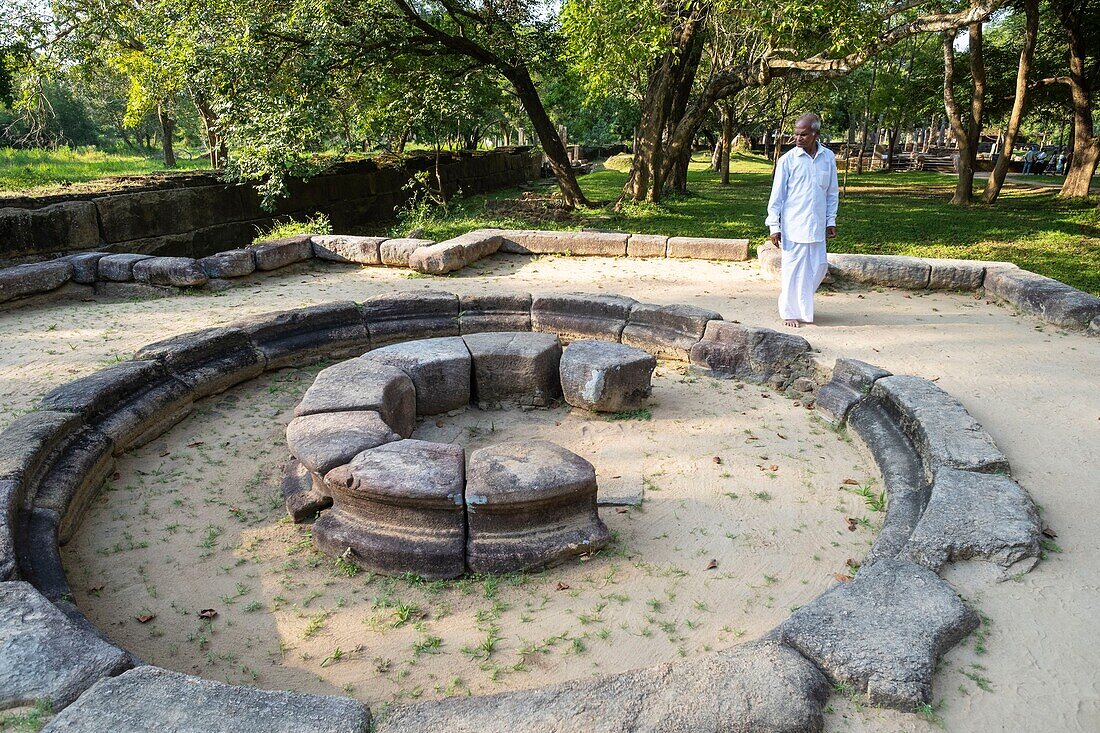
left=0, top=149, right=541, bottom=261
left=758, top=240, right=1100, bottom=333
left=0, top=289, right=1043, bottom=731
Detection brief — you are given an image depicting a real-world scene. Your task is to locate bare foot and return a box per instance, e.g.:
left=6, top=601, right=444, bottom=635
left=782, top=319, right=800, bottom=328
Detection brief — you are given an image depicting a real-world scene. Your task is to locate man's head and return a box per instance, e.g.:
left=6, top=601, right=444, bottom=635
left=793, top=114, right=822, bottom=152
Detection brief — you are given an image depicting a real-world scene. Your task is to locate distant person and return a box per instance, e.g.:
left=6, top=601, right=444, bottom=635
left=1037, top=150, right=1049, bottom=174
left=1057, top=150, right=1067, bottom=175
left=1022, top=145, right=1038, bottom=175
left=765, top=113, right=839, bottom=328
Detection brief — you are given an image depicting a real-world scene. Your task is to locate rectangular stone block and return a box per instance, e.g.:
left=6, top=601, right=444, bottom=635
left=132, top=256, right=209, bottom=288
left=61, top=252, right=110, bottom=284
left=0, top=260, right=73, bottom=303
left=199, top=248, right=256, bottom=278
left=621, top=302, right=723, bottom=361
left=134, top=326, right=266, bottom=398
left=666, top=236, right=750, bottom=261
left=459, top=292, right=532, bottom=334
left=361, top=290, right=460, bottom=346
left=923, top=258, right=989, bottom=290
left=984, top=266, right=1100, bottom=330
left=757, top=240, right=782, bottom=280
left=689, top=320, right=811, bottom=383
left=0, top=201, right=100, bottom=257
left=499, top=230, right=628, bottom=256
left=252, top=235, right=314, bottom=270
left=98, top=253, right=153, bottom=282
left=311, top=235, right=386, bottom=264
left=38, top=360, right=195, bottom=454
left=626, top=234, right=668, bottom=258
left=827, top=254, right=930, bottom=289
left=233, top=301, right=371, bottom=369
left=380, top=238, right=433, bottom=267
left=408, top=229, right=503, bottom=275
left=531, top=292, right=637, bottom=342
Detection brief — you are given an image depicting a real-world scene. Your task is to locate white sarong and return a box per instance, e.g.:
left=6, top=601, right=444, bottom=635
left=778, top=238, right=828, bottom=322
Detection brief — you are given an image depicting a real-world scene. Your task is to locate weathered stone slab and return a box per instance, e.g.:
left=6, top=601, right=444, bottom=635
left=380, top=238, right=433, bottom=267
left=287, top=411, right=400, bottom=475
left=775, top=557, right=979, bottom=709
left=466, top=440, right=609, bottom=573
left=464, top=332, right=563, bottom=407
left=459, top=292, right=532, bottom=334
left=40, top=665, right=371, bottom=732
left=0, top=581, right=131, bottom=710
left=281, top=458, right=332, bottom=522
left=499, top=230, right=628, bottom=256
left=14, top=507, right=69, bottom=601
left=0, top=201, right=100, bottom=258
left=0, top=480, right=17, bottom=581
left=318, top=440, right=466, bottom=579
left=361, top=290, right=460, bottom=346
left=666, top=236, right=750, bottom=261
left=0, top=260, right=73, bottom=303
left=905, top=467, right=1041, bottom=577
left=295, top=360, right=415, bottom=437
left=828, top=254, right=930, bottom=289
left=621, top=302, right=722, bottom=360
left=92, top=281, right=174, bottom=300
left=923, top=258, right=991, bottom=290
left=984, top=266, right=1100, bottom=330
left=198, top=248, right=256, bottom=279
left=131, top=257, right=209, bottom=288
left=757, top=240, right=782, bottom=280
left=28, top=427, right=115, bottom=545
left=98, top=253, right=153, bottom=282
left=559, top=340, right=655, bottom=413
left=376, top=639, right=827, bottom=733
left=689, top=320, right=811, bottom=384
left=38, top=361, right=194, bottom=454
left=233, top=301, right=370, bottom=369
left=814, top=358, right=892, bottom=426
left=408, top=229, right=503, bottom=274
left=531, top=292, right=637, bottom=342
left=626, top=233, right=668, bottom=258
left=311, top=234, right=386, bottom=264
left=61, top=252, right=110, bottom=284
left=134, top=327, right=266, bottom=399
left=251, top=235, right=314, bottom=271
left=872, top=375, right=1009, bottom=476
left=364, top=337, right=471, bottom=415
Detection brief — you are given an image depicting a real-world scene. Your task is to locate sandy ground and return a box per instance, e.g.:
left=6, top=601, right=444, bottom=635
left=0, top=253, right=1097, bottom=731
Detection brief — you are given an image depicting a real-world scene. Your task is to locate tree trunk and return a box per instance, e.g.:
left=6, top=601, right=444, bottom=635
left=710, top=136, right=723, bottom=172
left=983, top=0, right=1038, bottom=204
left=886, top=121, right=901, bottom=172
left=720, top=105, right=733, bottom=185
left=1057, top=1, right=1098, bottom=198
left=158, top=105, right=176, bottom=169
left=943, top=24, right=984, bottom=205
left=505, top=66, right=591, bottom=208
left=192, top=91, right=224, bottom=168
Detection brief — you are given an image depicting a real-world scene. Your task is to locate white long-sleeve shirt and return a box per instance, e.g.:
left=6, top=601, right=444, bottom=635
left=765, top=144, right=839, bottom=242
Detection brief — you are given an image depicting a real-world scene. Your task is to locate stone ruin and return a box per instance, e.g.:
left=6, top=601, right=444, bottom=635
left=282, top=333, right=658, bottom=577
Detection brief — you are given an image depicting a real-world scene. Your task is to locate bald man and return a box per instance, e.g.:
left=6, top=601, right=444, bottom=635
left=765, top=113, right=839, bottom=327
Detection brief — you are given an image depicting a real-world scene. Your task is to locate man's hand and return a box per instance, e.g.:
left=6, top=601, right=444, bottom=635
left=826, top=226, right=837, bottom=239
left=769, top=232, right=781, bottom=246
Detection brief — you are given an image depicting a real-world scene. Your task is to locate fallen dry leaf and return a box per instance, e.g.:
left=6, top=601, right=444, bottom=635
left=435, top=420, right=444, bottom=428
left=158, top=449, right=170, bottom=457
left=198, top=608, right=218, bottom=619
left=834, top=574, right=853, bottom=583
left=135, top=614, right=156, bottom=624
left=712, top=456, right=722, bottom=464
left=556, top=582, right=570, bottom=591
left=769, top=465, right=779, bottom=472
left=1042, top=527, right=1058, bottom=539
left=776, top=433, right=786, bottom=440
left=615, top=507, right=629, bottom=514
left=88, top=584, right=104, bottom=594
left=706, top=559, right=718, bottom=570
left=186, top=441, right=204, bottom=448
left=761, top=393, right=770, bottom=399
left=843, top=478, right=859, bottom=486
left=845, top=517, right=858, bottom=531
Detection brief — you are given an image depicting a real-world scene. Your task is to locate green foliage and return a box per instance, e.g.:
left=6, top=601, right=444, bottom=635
left=0, top=698, right=53, bottom=731
left=253, top=213, right=332, bottom=242
left=0, top=147, right=207, bottom=193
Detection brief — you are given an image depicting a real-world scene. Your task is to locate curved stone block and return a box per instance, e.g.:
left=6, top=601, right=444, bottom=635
left=294, top=360, right=415, bottom=437
left=757, top=240, right=782, bottom=281
left=233, top=301, right=370, bottom=369
left=198, top=249, right=256, bottom=279
left=286, top=410, right=400, bottom=475
left=134, top=327, right=266, bottom=399
left=775, top=557, right=978, bottom=709
left=361, top=290, right=460, bottom=347
left=459, top=292, right=532, bottom=334
left=621, top=302, right=722, bottom=360
left=828, top=254, right=930, bottom=289
left=531, top=292, right=637, bottom=342
left=0, top=581, right=132, bottom=711
left=364, top=336, right=471, bottom=415
left=377, top=640, right=827, bottom=733
left=499, top=230, right=627, bottom=256
left=904, top=467, right=1041, bottom=576
left=97, top=254, right=153, bottom=282
left=61, top=252, right=110, bottom=284
left=132, top=257, right=209, bottom=288
left=318, top=440, right=466, bottom=579
left=666, top=236, right=749, bottom=261
left=38, top=361, right=194, bottom=455
left=380, top=238, right=433, bottom=267
left=689, top=320, right=811, bottom=384
left=408, top=229, right=502, bottom=274
left=281, top=458, right=332, bottom=522
left=626, top=233, right=668, bottom=258
left=465, top=440, right=610, bottom=573
left=27, top=426, right=115, bottom=545
left=463, top=332, right=562, bottom=408
left=40, top=665, right=371, bottom=732
left=872, top=375, right=1008, bottom=476
left=311, top=234, right=386, bottom=264
left=560, top=340, right=655, bottom=413
left=814, top=358, right=892, bottom=426
left=251, top=235, right=313, bottom=271
left=14, top=507, right=70, bottom=601
left=984, top=266, right=1100, bottom=330
left=0, top=260, right=73, bottom=303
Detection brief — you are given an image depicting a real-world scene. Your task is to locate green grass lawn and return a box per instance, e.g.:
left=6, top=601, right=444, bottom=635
left=0, top=147, right=210, bottom=195
left=412, top=153, right=1100, bottom=295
